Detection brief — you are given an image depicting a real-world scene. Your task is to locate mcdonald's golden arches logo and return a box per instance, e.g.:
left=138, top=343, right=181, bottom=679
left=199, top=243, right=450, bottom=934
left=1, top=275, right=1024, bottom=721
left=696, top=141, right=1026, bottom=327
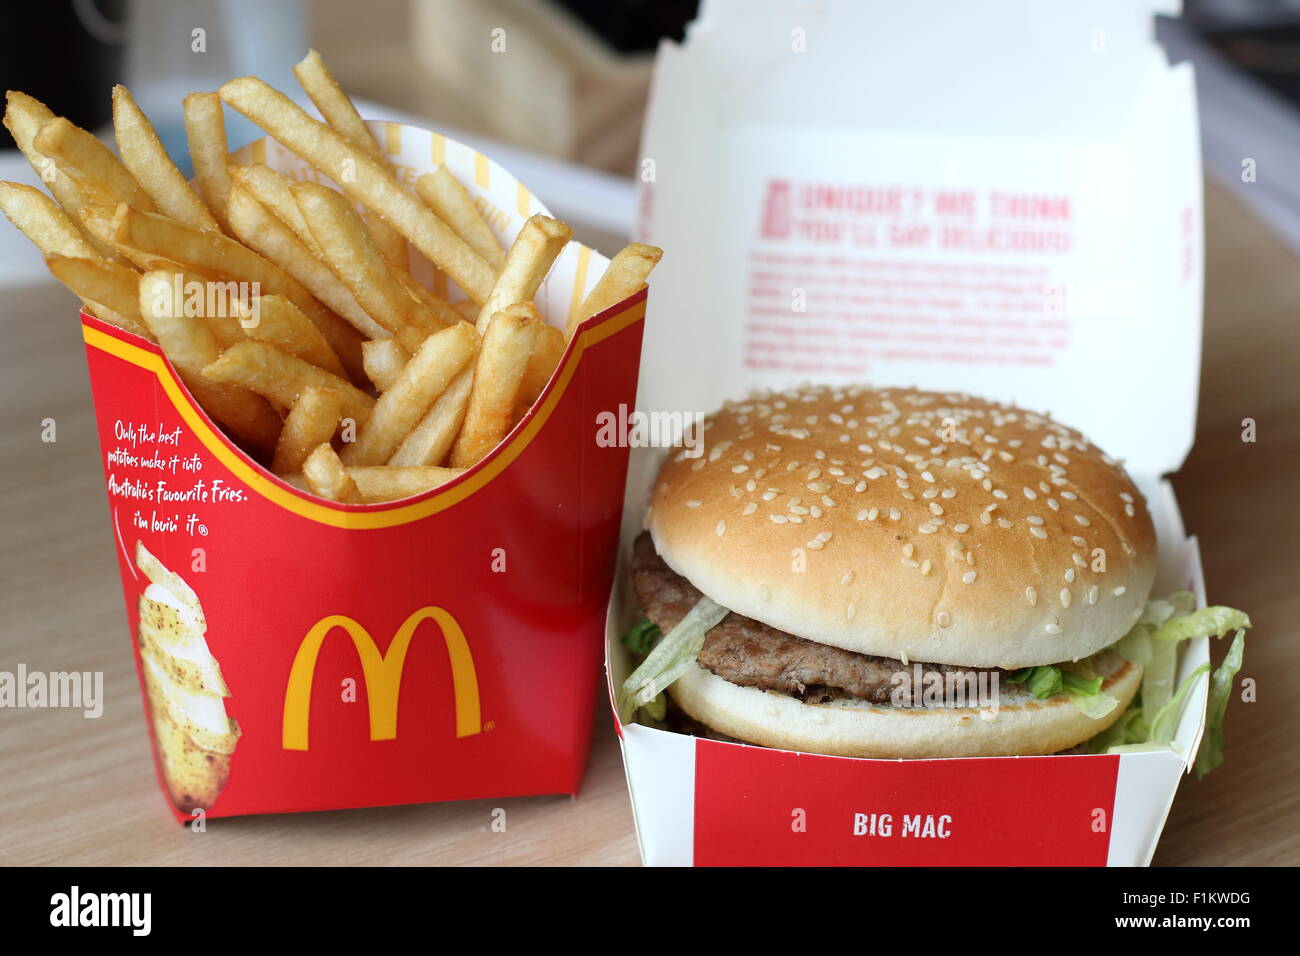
left=283, top=607, right=482, bottom=750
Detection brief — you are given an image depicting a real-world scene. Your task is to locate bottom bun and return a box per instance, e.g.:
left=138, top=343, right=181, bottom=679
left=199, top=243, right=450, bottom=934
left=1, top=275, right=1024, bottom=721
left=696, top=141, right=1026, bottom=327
left=668, top=653, right=1142, bottom=759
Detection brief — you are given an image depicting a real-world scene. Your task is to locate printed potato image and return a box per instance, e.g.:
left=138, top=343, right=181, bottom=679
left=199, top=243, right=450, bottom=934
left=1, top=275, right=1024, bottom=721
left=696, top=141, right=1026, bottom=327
left=135, top=542, right=240, bottom=811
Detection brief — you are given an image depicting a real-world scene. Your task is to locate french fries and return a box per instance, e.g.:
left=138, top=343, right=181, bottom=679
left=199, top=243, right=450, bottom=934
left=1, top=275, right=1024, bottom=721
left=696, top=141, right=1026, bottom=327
left=293, top=180, right=443, bottom=352
left=225, top=182, right=388, bottom=343
left=183, top=92, right=234, bottom=234
left=137, top=271, right=280, bottom=454
left=272, top=387, right=343, bottom=475
left=415, top=165, right=506, bottom=271
left=4, top=91, right=124, bottom=262
left=451, top=303, right=541, bottom=468
left=475, top=214, right=571, bottom=333
left=569, top=242, right=663, bottom=339
left=361, top=338, right=409, bottom=391
left=110, top=202, right=367, bottom=382
left=302, top=443, right=364, bottom=503
left=34, top=116, right=158, bottom=214
left=342, top=322, right=479, bottom=466
left=112, top=85, right=218, bottom=232
left=218, top=76, right=496, bottom=303
left=389, top=368, right=473, bottom=467
left=202, top=340, right=375, bottom=426
left=2, top=53, right=660, bottom=507
left=46, top=255, right=152, bottom=339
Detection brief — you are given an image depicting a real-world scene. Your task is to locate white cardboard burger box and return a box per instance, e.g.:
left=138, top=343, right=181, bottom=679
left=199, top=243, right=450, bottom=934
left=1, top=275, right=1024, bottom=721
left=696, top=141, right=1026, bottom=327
left=605, top=0, right=1213, bottom=866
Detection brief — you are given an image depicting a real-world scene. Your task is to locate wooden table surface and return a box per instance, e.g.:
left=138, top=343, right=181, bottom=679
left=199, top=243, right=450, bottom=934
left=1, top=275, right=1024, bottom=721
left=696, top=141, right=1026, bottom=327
left=0, top=181, right=1295, bottom=866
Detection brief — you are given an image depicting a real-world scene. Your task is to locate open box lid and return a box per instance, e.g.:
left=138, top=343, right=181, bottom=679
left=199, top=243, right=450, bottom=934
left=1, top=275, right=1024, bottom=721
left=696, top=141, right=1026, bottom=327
left=635, top=0, right=1202, bottom=481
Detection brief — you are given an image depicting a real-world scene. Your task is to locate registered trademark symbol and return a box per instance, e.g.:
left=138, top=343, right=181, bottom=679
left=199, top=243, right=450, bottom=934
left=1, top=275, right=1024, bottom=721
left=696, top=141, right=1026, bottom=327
left=483, top=720, right=495, bottom=732
left=198, top=524, right=208, bottom=535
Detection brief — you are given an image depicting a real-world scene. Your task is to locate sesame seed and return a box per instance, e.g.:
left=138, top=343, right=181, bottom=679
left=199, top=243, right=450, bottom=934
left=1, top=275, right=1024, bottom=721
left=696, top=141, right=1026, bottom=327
left=1113, top=586, right=1127, bottom=596
left=1023, top=487, right=1037, bottom=499
left=731, top=464, right=748, bottom=473
left=1065, top=568, right=1076, bottom=583
left=1045, top=622, right=1062, bottom=635
left=993, top=489, right=1008, bottom=500
left=1071, top=535, right=1086, bottom=548
left=867, top=507, right=879, bottom=521
left=685, top=500, right=702, bottom=508
left=1030, top=526, right=1047, bottom=539
left=921, top=559, right=932, bottom=575
left=770, top=514, right=788, bottom=524
left=846, top=603, right=856, bottom=620
left=1047, top=498, right=1060, bottom=511
left=1026, top=586, right=1038, bottom=607
left=997, top=517, right=1013, bottom=529
left=742, top=502, right=757, bottom=516
left=1074, top=515, right=1090, bottom=526
left=716, top=520, right=726, bottom=535
left=1072, top=552, right=1086, bottom=567
left=929, top=502, right=943, bottom=516
left=937, top=611, right=951, bottom=628
left=1060, top=588, right=1072, bottom=608
left=902, top=543, right=915, bottom=558
left=962, top=571, right=977, bottom=584
left=889, top=508, right=901, bottom=521
left=841, top=571, right=855, bottom=585
left=1026, top=515, right=1044, bottom=525
left=954, top=523, right=970, bottom=533
left=807, top=539, right=823, bottom=550
left=1124, top=504, right=1135, bottom=517
left=1088, top=585, right=1099, bottom=605
left=919, top=523, right=937, bottom=534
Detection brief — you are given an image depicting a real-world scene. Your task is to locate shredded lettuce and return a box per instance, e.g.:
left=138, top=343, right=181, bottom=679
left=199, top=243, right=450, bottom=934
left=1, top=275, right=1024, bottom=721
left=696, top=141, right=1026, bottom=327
left=621, top=617, right=661, bottom=656
left=617, top=596, right=728, bottom=721
left=1089, top=597, right=1250, bottom=775
left=1194, top=629, right=1246, bottom=778
left=1005, top=665, right=1117, bottom=717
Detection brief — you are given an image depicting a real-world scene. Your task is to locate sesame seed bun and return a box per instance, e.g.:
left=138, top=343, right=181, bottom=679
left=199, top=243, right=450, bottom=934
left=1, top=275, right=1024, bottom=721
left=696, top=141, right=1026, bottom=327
left=647, top=384, right=1156, bottom=670
left=667, top=652, right=1142, bottom=758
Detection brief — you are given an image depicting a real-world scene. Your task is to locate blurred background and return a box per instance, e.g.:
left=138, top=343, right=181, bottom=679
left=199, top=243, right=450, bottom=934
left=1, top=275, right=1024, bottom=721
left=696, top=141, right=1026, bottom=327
left=7, top=0, right=1300, bottom=263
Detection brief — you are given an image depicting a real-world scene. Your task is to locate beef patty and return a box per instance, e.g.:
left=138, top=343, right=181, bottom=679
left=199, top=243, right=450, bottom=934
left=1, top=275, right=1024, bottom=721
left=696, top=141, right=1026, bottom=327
left=631, top=531, right=1005, bottom=705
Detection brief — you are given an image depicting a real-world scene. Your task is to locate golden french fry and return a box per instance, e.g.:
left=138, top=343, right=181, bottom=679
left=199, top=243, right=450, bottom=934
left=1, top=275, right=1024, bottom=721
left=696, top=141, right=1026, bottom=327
left=293, top=50, right=383, bottom=160
left=388, top=367, right=472, bottom=467
left=361, top=338, right=409, bottom=391
left=452, top=299, right=479, bottom=323
left=341, top=322, right=479, bottom=466
left=475, top=214, right=570, bottom=333
left=218, top=77, right=495, bottom=303
left=345, top=465, right=464, bottom=501
left=515, top=322, right=565, bottom=416
left=202, top=340, right=374, bottom=426
left=183, top=92, right=234, bottom=233
left=112, top=85, right=218, bottom=232
left=291, top=50, right=410, bottom=266
left=46, top=254, right=152, bottom=338
left=302, top=442, right=364, bottom=503
left=137, top=270, right=280, bottom=454
left=33, top=116, right=157, bottom=214
left=415, top=166, right=506, bottom=271
left=111, top=202, right=367, bottom=383
left=272, top=387, right=343, bottom=475
left=569, top=242, right=662, bottom=339
left=280, top=465, right=464, bottom=501
left=364, top=209, right=408, bottom=269
left=451, top=303, right=540, bottom=468
left=227, top=164, right=317, bottom=251
left=392, top=266, right=460, bottom=327
left=0, top=181, right=98, bottom=258
left=292, top=180, right=441, bottom=351
left=3, top=92, right=124, bottom=261
left=236, top=294, right=345, bottom=377
left=225, top=182, right=388, bottom=342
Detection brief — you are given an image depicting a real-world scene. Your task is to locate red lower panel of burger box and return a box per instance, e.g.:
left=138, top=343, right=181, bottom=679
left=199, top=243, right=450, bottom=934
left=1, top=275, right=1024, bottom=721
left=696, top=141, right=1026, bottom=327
left=81, top=292, right=645, bottom=821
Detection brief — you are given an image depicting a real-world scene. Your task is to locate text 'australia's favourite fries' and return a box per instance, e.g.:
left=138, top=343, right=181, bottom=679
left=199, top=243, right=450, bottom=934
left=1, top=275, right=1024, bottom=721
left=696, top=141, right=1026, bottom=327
left=1, top=50, right=661, bottom=505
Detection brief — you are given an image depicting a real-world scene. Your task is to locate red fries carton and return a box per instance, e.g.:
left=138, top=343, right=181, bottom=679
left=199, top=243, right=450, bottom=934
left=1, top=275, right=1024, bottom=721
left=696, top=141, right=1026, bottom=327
left=608, top=0, right=1210, bottom=865
left=84, top=123, right=646, bottom=819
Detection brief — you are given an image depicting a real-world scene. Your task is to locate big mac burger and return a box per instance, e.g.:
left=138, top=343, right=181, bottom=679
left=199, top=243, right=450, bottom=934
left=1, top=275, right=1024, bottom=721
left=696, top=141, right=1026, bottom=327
left=619, top=384, right=1248, bottom=769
